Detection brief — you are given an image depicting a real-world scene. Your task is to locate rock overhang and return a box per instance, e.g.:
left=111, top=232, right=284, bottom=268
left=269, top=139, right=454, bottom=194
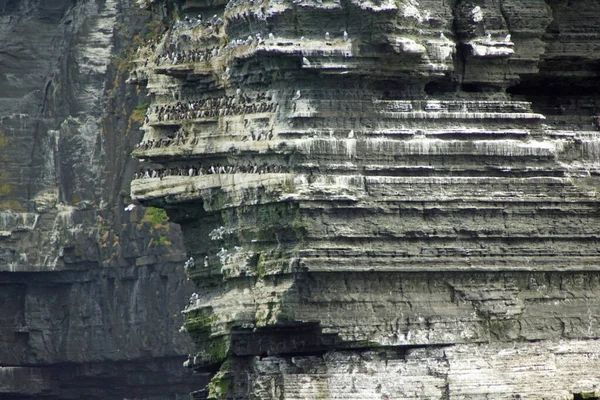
left=129, top=0, right=600, bottom=397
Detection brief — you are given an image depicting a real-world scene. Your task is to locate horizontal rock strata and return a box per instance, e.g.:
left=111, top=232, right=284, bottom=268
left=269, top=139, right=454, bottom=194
left=131, top=0, right=600, bottom=398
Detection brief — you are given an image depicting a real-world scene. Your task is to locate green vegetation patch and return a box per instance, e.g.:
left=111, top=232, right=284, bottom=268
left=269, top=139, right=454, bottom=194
left=131, top=102, right=149, bottom=123
left=184, top=310, right=230, bottom=366
left=149, top=235, right=172, bottom=247
left=207, top=359, right=234, bottom=399
left=139, top=207, right=169, bottom=231
left=184, top=309, right=218, bottom=336
left=205, top=336, right=229, bottom=366
left=240, top=203, right=307, bottom=243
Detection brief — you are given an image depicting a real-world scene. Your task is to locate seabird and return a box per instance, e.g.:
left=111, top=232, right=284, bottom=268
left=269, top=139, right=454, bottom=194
left=124, top=204, right=136, bottom=212
left=325, top=32, right=330, bottom=41
left=485, top=33, right=491, bottom=41
left=292, top=90, right=301, bottom=100
left=302, top=57, right=311, bottom=66
left=504, top=34, right=511, bottom=42
left=343, top=31, right=349, bottom=41
left=348, top=130, right=354, bottom=138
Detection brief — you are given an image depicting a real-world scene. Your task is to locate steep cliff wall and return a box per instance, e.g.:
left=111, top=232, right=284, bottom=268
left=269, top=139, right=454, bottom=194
left=0, top=0, right=204, bottom=398
left=130, top=0, right=600, bottom=398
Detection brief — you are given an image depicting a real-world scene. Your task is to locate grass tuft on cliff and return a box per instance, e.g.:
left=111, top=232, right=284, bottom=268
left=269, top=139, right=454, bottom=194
left=140, top=207, right=169, bottom=229
left=131, top=103, right=148, bottom=123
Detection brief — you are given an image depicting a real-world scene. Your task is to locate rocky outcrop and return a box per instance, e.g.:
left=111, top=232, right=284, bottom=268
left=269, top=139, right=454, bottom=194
left=0, top=0, right=204, bottom=398
left=130, top=0, right=600, bottom=398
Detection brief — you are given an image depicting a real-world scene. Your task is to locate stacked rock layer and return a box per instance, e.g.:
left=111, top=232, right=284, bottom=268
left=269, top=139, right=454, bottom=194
left=131, top=0, right=600, bottom=398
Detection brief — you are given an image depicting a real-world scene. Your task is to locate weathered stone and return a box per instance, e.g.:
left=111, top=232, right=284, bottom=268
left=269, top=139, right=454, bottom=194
left=0, top=0, right=204, bottom=398
left=129, top=0, right=600, bottom=397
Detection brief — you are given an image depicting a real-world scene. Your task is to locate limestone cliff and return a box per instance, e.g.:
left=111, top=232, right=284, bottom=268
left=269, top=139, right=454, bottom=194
left=130, top=0, right=600, bottom=398
left=0, top=0, right=204, bottom=398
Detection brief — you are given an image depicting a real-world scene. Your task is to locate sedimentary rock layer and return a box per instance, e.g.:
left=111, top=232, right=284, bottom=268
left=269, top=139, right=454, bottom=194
left=130, top=0, right=600, bottom=398
left=0, top=0, right=202, bottom=398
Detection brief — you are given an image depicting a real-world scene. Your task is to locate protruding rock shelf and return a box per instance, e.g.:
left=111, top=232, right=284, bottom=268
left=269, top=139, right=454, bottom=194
left=131, top=0, right=600, bottom=398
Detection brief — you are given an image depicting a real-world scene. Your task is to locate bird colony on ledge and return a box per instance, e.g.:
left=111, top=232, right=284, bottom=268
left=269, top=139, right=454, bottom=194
left=129, top=0, right=600, bottom=399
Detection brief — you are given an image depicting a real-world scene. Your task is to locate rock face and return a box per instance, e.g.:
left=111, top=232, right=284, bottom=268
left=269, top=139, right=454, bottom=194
left=129, top=0, right=600, bottom=399
left=0, top=0, right=204, bottom=398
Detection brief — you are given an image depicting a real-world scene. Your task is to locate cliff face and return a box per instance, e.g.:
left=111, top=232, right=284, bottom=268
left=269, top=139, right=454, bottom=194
left=0, top=0, right=204, bottom=398
left=130, top=0, right=600, bottom=398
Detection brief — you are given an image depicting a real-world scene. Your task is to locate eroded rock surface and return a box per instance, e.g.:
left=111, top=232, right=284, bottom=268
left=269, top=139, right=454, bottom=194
left=131, top=0, right=600, bottom=398
left=0, top=0, right=203, bottom=398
